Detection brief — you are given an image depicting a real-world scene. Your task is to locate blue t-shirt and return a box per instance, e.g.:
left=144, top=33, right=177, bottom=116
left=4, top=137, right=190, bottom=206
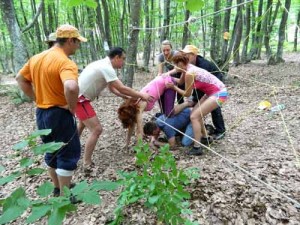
left=156, top=108, right=191, bottom=139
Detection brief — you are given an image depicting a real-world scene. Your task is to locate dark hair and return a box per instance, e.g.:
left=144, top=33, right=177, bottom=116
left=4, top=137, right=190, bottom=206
left=143, top=122, right=158, bottom=136
left=172, top=54, right=189, bottom=65
left=48, top=42, right=55, bottom=48
left=108, top=47, right=126, bottom=59
left=118, top=99, right=139, bottom=129
left=56, top=38, right=68, bottom=45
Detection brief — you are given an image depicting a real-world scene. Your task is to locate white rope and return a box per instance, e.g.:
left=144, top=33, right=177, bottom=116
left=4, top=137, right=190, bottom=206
left=155, top=116, right=300, bottom=207
left=132, top=0, right=254, bottom=31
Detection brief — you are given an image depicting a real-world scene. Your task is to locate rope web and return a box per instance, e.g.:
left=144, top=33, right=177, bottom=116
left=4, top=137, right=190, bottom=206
left=127, top=0, right=300, bottom=207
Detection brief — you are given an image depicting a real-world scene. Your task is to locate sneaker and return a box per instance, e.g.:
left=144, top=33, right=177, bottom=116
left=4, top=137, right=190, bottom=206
left=69, top=194, right=82, bottom=204
left=212, top=132, right=225, bottom=140
left=53, top=187, right=60, bottom=197
left=52, top=183, right=76, bottom=197
left=205, top=124, right=216, bottom=135
left=200, top=136, right=213, bottom=146
left=187, top=147, right=203, bottom=156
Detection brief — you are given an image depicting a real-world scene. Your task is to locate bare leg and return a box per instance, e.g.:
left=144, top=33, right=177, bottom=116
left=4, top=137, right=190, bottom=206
left=136, top=101, right=147, bottom=140
left=58, top=175, right=72, bottom=196
left=77, top=121, right=85, bottom=136
left=190, top=98, right=218, bottom=146
left=82, top=116, right=103, bottom=165
left=48, top=167, right=59, bottom=188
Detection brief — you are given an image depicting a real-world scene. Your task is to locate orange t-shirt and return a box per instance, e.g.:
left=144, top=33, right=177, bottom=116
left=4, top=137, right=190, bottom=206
left=19, top=47, right=78, bottom=109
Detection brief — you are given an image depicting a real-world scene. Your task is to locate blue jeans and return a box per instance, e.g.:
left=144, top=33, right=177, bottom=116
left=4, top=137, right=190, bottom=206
left=182, top=122, right=194, bottom=146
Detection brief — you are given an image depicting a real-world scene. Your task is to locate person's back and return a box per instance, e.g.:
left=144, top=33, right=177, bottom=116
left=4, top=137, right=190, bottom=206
left=23, top=47, right=78, bottom=108
left=79, top=57, right=117, bottom=101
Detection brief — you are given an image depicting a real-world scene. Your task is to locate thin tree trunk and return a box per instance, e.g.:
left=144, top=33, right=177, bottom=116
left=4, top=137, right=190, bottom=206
left=232, top=0, right=243, bottom=66
left=126, top=0, right=141, bottom=87
left=0, top=0, right=28, bottom=73
left=221, top=0, right=233, bottom=66
left=182, top=9, right=190, bottom=48
left=200, top=9, right=206, bottom=57
left=86, top=7, right=97, bottom=61
left=276, top=0, right=291, bottom=63
left=143, top=0, right=151, bottom=71
left=249, top=0, right=263, bottom=60
left=293, top=9, right=300, bottom=52
left=210, top=0, right=221, bottom=61
left=160, top=0, right=170, bottom=42
left=101, top=0, right=112, bottom=48
left=241, top=0, right=251, bottom=63
left=95, top=0, right=106, bottom=55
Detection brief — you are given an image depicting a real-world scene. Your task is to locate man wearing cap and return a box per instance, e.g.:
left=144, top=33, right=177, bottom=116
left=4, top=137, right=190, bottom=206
left=16, top=24, right=87, bottom=197
left=75, top=47, right=152, bottom=174
left=181, top=45, right=226, bottom=140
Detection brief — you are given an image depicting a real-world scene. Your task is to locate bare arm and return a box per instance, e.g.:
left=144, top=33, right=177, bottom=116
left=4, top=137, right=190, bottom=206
left=16, top=74, right=35, bottom=100
left=172, top=73, right=194, bottom=97
left=109, top=80, right=152, bottom=101
left=158, top=63, right=164, bottom=75
left=108, top=84, right=128, bottom=99
left=64, top=79, right=79, bottom=114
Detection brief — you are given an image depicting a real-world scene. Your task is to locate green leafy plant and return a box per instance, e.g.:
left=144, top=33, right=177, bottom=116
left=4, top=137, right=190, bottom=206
left=0, top=129, right=120, bottom=225
left=110, top=141, right=200, bottom=225
left=4, top=86, right=32, bottom=105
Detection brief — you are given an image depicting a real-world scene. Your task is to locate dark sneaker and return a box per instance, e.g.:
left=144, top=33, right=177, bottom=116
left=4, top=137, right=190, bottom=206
left=200, top=136, right=214, bottom=146
left=52, top=183, right=76, bottom=197
left=70, top=194, right=82, bottom=204
left=187, top=147, right=203, bottom=156
left=205, top=124, right=216, bottom=135
left=212, top=132, right=225, bottom=140
left=53, top=187, right=60, bottom=197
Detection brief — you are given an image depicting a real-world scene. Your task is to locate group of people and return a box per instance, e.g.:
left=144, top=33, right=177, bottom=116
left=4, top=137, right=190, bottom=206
left=118, top=41, right=228, bottom=156
left=16, top=24, right=228, bottom=198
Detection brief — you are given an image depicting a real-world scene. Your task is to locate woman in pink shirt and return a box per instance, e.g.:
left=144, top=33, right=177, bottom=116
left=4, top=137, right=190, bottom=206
left=118, top=75, right=190, bottom=148
left=168, top=54, right=228, bottom=156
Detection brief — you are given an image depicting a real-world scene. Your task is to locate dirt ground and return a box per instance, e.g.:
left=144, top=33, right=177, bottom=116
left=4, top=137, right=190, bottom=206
left=0, top=53, right=300, bottom=225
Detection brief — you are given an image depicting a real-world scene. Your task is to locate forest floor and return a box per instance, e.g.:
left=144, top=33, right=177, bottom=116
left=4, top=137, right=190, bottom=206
left=0, top=52, right=300, bottom=225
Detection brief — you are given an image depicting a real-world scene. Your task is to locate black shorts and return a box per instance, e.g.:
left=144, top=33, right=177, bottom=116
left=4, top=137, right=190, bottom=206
left=36, top=107, right=81, bottom=170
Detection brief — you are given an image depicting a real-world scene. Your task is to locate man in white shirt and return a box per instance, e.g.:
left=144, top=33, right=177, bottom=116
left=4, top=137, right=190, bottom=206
left=75, top=47, right=151, bottom=173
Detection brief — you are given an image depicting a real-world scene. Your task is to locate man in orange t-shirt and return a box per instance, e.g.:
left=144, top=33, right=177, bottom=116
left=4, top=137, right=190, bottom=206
left=16, top=24, right=87, bottom=198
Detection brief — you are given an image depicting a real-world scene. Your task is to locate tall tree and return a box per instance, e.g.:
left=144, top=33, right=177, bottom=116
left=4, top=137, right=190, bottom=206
left=210, top=0, right=221, bottom=62
left=101, top=0, right=112, bottom=48
left=160, top=0, right=170, bottom=42
left=241, top=0, right=251, bottom=63
left=249, top=0, right=263, bottom=60
left=293, top=9, right=300, bottom=52
left=143, top=0, right=152, bottom=71
left=276, top=0, right=291, bottom=63
left=232, top=0, right=243, bottom=66
left=221, top=0, right=233, bottom=67
left=0, top=0, right=28, bottom=72
left=125, top=0, right=141, bottom=87
left=182, top=8, right=190, bottom=48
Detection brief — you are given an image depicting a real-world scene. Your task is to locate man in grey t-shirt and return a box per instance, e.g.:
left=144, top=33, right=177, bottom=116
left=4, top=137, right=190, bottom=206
left=75, top=47, right=151, bottom=174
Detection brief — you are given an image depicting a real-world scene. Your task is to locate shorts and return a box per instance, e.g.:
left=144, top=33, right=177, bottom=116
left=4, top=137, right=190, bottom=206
left=211, top=88, right=228, bottom=107
left=36, top=107, right=81, bottom=171
left=75, top=95, right=96, bottom=121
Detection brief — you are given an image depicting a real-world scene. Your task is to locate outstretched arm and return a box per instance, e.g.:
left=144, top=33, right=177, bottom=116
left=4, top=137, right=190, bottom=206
left=109, top=79, right=152, bottom=101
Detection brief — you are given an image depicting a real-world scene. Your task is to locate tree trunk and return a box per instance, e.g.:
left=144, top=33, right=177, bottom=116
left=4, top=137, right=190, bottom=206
left=232, top=0, right=243, bottom=66
left=101, top=0, right=112, bottom=48
left=160, top=0, right=170, bottom=42
left=293, top=9, right=300, bottom=52
left=0, top=0, right=28, bottom=73
left=221, top=0, right=233, bottom=67
left=125, top=0, right=141, bottom=87
left=276, top=0, right=291, bottom=63
left=200, top=9, right=206, bottom=57
left=86, top=7, right=97, bottom=61
left=249, top=0, right=263, bottom=60
left=182, top=9, right=190, bottom=48
left=241, top=0, right=251, bottom=63
left=143, top=0, right=151, bottom=72
left=210, top=0, right=221, bottom=61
